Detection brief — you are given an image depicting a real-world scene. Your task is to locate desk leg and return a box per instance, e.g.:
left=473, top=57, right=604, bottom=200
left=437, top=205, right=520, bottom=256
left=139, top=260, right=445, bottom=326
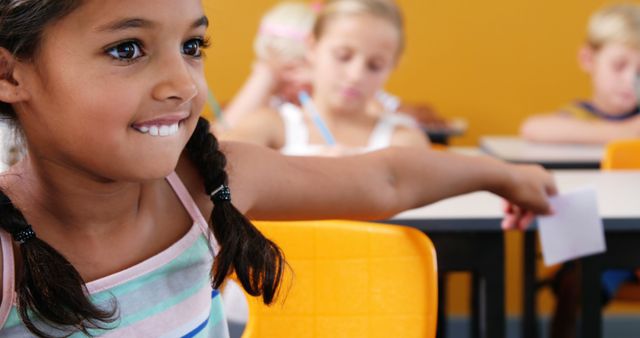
left=436, top=273, right=447, bottom=338
left=471, top=272, right=481, bottom=338
left=523, top=231, right=539, bottom=338
left=421, top=230, right=506, bottom=338
left=580, top=256, right=603, bottom=338
left=484, top=255, right=505, bottom=338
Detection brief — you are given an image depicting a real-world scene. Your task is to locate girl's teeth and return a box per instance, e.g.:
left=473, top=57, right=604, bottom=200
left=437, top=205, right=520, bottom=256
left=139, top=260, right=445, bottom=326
left=136, top=123, right=180, bottom=137
left=159, top=125, right=170, bottom=136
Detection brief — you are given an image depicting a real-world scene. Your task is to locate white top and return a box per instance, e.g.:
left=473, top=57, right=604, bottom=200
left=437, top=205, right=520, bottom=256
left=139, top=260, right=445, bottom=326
left=278, top=102, right=417, bottom=156
left=0, top=123, right=16, bottom=172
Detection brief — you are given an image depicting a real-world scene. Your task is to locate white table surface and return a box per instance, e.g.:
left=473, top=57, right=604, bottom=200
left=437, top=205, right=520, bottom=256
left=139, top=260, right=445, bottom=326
left=394, top=170, right=640, bottom=220
left=480, top=136, right=604, bottom=164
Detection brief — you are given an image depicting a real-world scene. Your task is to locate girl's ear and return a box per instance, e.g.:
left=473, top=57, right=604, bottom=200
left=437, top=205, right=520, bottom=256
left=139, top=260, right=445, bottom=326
left=578, top=44, right=595, bottom=74
left=0, top=48, right=29, bottom=104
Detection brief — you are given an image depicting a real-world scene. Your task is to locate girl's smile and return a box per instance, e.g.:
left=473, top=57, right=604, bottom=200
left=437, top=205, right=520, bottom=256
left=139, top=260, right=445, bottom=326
left=11, top=0, right=209, bottom=181
left=131, top=112, right=190, bottom=137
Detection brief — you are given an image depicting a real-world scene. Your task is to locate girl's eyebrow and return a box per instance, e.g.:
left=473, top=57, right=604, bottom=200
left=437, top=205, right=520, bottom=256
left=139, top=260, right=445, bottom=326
left=96, top=15, right=209, bottom=32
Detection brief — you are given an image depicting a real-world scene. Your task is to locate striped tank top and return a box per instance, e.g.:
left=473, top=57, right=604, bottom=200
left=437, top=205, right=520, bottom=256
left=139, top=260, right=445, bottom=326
left=0, top=172, right=230, bottom=337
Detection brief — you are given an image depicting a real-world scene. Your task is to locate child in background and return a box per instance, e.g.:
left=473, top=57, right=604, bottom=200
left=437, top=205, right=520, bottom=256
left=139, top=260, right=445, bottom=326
left=222, top=1, right=427, bottom=331
left=520, top=3, right=640, bottom=144
left=0, top=0, right=555, bottom=336
left=222, top=0, right=454, bottom=145
left=521, top=4, right=640, bottom=338
left=222, top=2, right=317, bottom=128
left=223, top=0, right=430, bottom=154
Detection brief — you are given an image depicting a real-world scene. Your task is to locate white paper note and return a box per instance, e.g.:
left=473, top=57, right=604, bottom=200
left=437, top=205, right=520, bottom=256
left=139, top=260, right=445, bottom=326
left=537, top=187, right=606, bottom=266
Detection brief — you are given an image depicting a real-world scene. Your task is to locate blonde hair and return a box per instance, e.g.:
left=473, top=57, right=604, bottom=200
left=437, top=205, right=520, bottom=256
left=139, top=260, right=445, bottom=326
left=313, top=0, right=405, bottom=55
left=254, top=1, right=317, bottom=61
left=587, top=3, right=640, bottom=50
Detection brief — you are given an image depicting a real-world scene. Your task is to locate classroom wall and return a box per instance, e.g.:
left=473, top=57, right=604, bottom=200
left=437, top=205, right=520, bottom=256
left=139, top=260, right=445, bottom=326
left=202, top=0, right=640, bottom=316
left=202, top=0, right=622, bottom=146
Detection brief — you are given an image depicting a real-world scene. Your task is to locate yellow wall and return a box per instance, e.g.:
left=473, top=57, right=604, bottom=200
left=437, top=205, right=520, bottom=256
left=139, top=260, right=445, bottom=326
left=203, top=0, right=640, bottom=316
left=202, top=0, right=620, bottom=146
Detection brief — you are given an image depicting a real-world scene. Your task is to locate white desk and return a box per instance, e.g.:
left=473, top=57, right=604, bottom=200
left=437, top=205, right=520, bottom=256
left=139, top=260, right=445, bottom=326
left=391, top=170, right=640, bottom=338
left=396, top=170, right=639, bottom=220
left=480, top=136, right=604, bottom=169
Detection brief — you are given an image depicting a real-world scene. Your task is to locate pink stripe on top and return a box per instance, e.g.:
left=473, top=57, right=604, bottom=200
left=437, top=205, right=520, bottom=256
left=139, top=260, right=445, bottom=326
left=0, top=172, right=220, bottom=319
left=85, top=223, right=204, bottom=294
left=0, top=231, right=14, bottom=326
left=86, top=172, right=219, bottom=293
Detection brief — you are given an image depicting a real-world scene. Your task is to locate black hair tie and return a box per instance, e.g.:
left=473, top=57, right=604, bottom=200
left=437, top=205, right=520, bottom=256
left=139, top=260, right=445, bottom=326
left=210, top=185, right=231, bottom=202
left=13, top=225, right=36, bottom=244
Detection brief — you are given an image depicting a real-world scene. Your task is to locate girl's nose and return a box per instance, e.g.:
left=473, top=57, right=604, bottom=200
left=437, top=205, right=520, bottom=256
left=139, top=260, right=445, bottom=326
left=345, top=59, right=367, bottom=83
left=152, top=55, right=198, bottom=104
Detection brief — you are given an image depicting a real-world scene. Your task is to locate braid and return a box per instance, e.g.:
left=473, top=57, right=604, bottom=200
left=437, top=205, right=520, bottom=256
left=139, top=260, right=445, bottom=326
left=186, top=117, right=285, bottom=304
left=0, top=192, right=116, bottom=337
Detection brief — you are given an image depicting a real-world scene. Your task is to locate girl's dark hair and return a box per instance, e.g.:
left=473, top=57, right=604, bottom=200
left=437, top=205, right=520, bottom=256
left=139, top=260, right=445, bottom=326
left=0, top=0, right=82, bottom=122
left=0, top=194, right=117, bottom=337
left=186, top=118, right=284, bottom=303
left=0, top=0, right=285, bottom=336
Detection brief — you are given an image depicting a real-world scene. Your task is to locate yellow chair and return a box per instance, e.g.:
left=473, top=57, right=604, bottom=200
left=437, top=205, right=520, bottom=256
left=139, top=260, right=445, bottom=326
left=602, top=139, right=640, bottom=301
left=601, top=139, right=640, bottom=170
left=241, top=220, right=438, bottom=338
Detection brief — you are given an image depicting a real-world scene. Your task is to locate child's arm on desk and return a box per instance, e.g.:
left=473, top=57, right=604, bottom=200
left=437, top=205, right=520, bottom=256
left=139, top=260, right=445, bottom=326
left=223, top=142, right=556, bottom=228
left=520, top=113, right=640, bottom=144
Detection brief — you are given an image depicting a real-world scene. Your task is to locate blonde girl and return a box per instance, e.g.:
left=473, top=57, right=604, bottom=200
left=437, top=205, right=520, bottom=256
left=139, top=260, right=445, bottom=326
left=224, top=0, right=430, bottom=155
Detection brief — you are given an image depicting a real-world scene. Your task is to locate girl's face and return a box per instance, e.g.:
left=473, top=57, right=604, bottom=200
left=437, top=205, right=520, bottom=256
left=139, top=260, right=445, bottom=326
left=14, top=0, right=208, bottom=181
left=309, top=13, right=400, bottom=113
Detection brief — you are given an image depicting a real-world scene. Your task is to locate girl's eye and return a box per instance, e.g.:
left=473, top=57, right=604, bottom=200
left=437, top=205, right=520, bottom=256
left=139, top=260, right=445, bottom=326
left=106, top=41, right=144, bottom=60
left=368, top=61, right=384, bottom=72
left=334, top=50, right=352, bottom=62
left=182, top=38, right=209, bottom=57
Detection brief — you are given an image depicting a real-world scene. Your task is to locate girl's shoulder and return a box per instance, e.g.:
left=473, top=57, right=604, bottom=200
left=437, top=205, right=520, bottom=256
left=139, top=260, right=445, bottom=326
left=219, top=107, right=286, bottom=150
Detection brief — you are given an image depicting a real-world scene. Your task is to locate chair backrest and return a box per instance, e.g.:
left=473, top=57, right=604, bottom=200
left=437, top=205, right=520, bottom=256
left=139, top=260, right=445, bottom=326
left=601, top=139, right=640, bottom=170
left=241, top=220, right=438, bottom=338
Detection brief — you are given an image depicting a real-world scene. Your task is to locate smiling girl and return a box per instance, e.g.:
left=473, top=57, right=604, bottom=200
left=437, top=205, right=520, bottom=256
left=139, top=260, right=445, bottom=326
left=0, top=0, right=554, bottom=336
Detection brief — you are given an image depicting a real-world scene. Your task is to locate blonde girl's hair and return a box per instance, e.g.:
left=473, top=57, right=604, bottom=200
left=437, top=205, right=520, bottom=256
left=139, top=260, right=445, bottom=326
left=254, top=1, right=317, bottom=61
left=587, top=3, right=640, bottom=50
left=313, top=0, right=405, bottom=55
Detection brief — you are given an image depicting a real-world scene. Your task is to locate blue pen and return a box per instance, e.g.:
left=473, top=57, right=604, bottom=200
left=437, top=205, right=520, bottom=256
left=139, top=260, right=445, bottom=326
left=298, top=91, right=337, bottom=146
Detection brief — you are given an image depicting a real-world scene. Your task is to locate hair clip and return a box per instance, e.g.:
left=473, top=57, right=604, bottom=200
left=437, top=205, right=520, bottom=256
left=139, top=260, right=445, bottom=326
left=13, top=225, right=36, bottom=244
left=210, top=185, right=231, bottom=202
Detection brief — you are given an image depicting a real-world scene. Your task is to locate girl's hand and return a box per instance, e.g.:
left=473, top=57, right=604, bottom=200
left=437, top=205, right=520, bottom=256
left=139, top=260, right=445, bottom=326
left=250, top=59, right=280, bottom=89
left=496, top=164, right=557, bottom=230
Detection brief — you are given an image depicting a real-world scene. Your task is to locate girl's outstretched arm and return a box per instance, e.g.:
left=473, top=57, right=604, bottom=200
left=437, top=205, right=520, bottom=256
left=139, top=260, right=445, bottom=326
left=222, top=142, right=556, bottom=223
